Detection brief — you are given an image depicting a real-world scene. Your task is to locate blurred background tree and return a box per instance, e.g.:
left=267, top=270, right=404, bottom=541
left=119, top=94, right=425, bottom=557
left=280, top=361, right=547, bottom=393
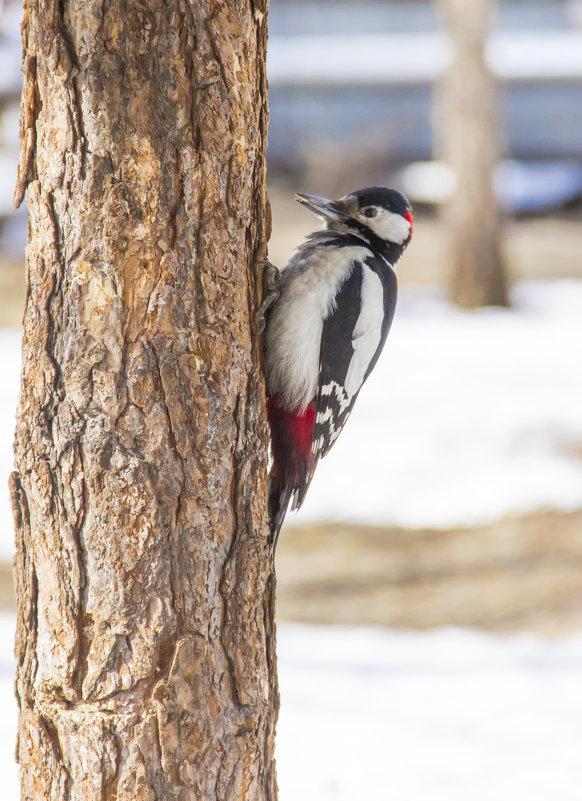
left=434, top=0, right=509, bottom=308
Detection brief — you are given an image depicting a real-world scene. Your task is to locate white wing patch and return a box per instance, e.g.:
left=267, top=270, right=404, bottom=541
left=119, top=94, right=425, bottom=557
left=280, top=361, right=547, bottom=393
left=344, top=266, right=384, bottom=397
left=312, top=379, right=354, bottom=460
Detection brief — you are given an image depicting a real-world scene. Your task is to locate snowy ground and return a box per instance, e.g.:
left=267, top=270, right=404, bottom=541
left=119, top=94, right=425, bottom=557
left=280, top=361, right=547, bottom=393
left=276, top=624, right=582, bottom=801
left=2, top=281, right=582, bottom=557
left=1, top=615, right=582, bottom=799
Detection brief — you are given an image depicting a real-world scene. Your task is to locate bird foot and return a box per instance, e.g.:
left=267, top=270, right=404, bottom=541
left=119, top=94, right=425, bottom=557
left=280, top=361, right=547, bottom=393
left=255, top=259, right=281, bottom=334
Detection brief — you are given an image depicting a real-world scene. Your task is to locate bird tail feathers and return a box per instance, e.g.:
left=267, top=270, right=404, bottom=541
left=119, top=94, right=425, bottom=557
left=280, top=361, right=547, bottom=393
left=266, top=396, right=315, bottom=549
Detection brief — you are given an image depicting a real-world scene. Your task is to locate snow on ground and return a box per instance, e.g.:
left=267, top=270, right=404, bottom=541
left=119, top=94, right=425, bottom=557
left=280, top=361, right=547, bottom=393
left=1, top=281, right=582, bottom=557
left=0, top=615, right=581, bottom=799
left=277, top=624, right=582, bottom=801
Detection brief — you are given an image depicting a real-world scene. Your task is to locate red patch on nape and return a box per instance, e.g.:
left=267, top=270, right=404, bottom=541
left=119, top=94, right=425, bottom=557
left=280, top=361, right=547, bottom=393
left=404, top=210, right=414, bottom=236
left=267, top=396, right=315, bottom=490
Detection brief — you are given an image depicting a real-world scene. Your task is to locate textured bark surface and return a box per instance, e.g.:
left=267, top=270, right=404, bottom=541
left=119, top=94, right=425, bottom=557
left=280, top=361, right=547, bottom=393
left=435, top=0, right=509, bottom=308
left=11, top=1, right=276, bottom=799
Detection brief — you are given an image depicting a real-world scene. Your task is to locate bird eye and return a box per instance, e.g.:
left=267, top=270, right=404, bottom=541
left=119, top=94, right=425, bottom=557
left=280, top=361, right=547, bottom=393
left=362, top=207, right=378, bottom=218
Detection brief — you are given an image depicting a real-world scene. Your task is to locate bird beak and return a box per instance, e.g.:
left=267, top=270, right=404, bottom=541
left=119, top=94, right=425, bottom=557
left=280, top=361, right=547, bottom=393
left=295, top=193, right=346, bottom=222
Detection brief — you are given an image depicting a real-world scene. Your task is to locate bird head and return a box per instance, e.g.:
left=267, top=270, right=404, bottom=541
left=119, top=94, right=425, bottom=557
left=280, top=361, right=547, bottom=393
left=295, top=186, right=413, bottom=255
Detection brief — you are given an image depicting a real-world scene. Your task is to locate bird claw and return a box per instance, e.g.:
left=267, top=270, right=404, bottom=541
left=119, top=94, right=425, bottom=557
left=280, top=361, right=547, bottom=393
left=255, top=258, right=282, bottom=335
left=255, top=314, right=267, bottom=336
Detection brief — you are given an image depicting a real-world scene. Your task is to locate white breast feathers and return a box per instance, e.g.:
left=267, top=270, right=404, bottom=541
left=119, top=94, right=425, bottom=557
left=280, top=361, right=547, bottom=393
left=264, top=242, right=371, bottom=410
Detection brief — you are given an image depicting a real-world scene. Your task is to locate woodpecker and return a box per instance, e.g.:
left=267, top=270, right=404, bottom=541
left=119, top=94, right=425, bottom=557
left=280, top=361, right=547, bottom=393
left=258, top=186, right=413, bottom=543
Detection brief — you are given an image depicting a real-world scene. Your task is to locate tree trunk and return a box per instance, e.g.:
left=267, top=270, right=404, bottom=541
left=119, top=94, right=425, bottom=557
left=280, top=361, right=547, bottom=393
left=435, top=0, right=509, bottom=308
left=11, top=2, right=276, bottom=799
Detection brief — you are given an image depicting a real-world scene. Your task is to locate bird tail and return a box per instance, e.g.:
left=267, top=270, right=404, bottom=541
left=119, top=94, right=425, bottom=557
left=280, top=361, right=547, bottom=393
left=268, top=478, right=294, bottom=550
left=266, top=396, right=315, bottom=548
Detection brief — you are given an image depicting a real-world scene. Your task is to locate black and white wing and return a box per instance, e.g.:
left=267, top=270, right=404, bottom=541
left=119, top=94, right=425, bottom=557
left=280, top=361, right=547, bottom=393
left=302, top=254, right=397, bottom=504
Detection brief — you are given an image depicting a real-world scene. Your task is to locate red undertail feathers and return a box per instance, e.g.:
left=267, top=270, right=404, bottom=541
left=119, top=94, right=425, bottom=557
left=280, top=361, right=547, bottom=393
left=267, top=396, right=315, bottom=543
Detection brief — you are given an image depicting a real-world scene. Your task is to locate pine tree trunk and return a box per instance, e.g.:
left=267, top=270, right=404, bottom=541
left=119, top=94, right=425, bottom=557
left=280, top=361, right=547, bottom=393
left=435, top=0, right=509, bottom=308
left=10, top=2, right=276, bottom=799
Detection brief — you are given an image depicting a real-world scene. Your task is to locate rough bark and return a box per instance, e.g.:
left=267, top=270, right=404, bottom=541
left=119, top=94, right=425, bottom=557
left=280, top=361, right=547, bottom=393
left=435, top=0, right=509, bottom=308
left=11, top=1, right=276, bottom=799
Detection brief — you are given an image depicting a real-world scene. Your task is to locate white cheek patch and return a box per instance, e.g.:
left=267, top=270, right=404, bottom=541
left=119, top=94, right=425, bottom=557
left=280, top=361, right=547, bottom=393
left=366, top=210, right=411, bottom=244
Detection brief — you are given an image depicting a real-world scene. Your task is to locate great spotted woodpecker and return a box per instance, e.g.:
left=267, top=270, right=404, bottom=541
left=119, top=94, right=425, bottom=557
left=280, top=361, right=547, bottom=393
left=257, top=187, right=413, bottom=543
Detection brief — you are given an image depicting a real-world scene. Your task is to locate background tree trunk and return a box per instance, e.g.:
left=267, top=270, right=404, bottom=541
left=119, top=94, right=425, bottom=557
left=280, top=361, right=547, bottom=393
left=434, top=0, right=509, bottom=308
left=11, top=1, right=276, bottom=799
